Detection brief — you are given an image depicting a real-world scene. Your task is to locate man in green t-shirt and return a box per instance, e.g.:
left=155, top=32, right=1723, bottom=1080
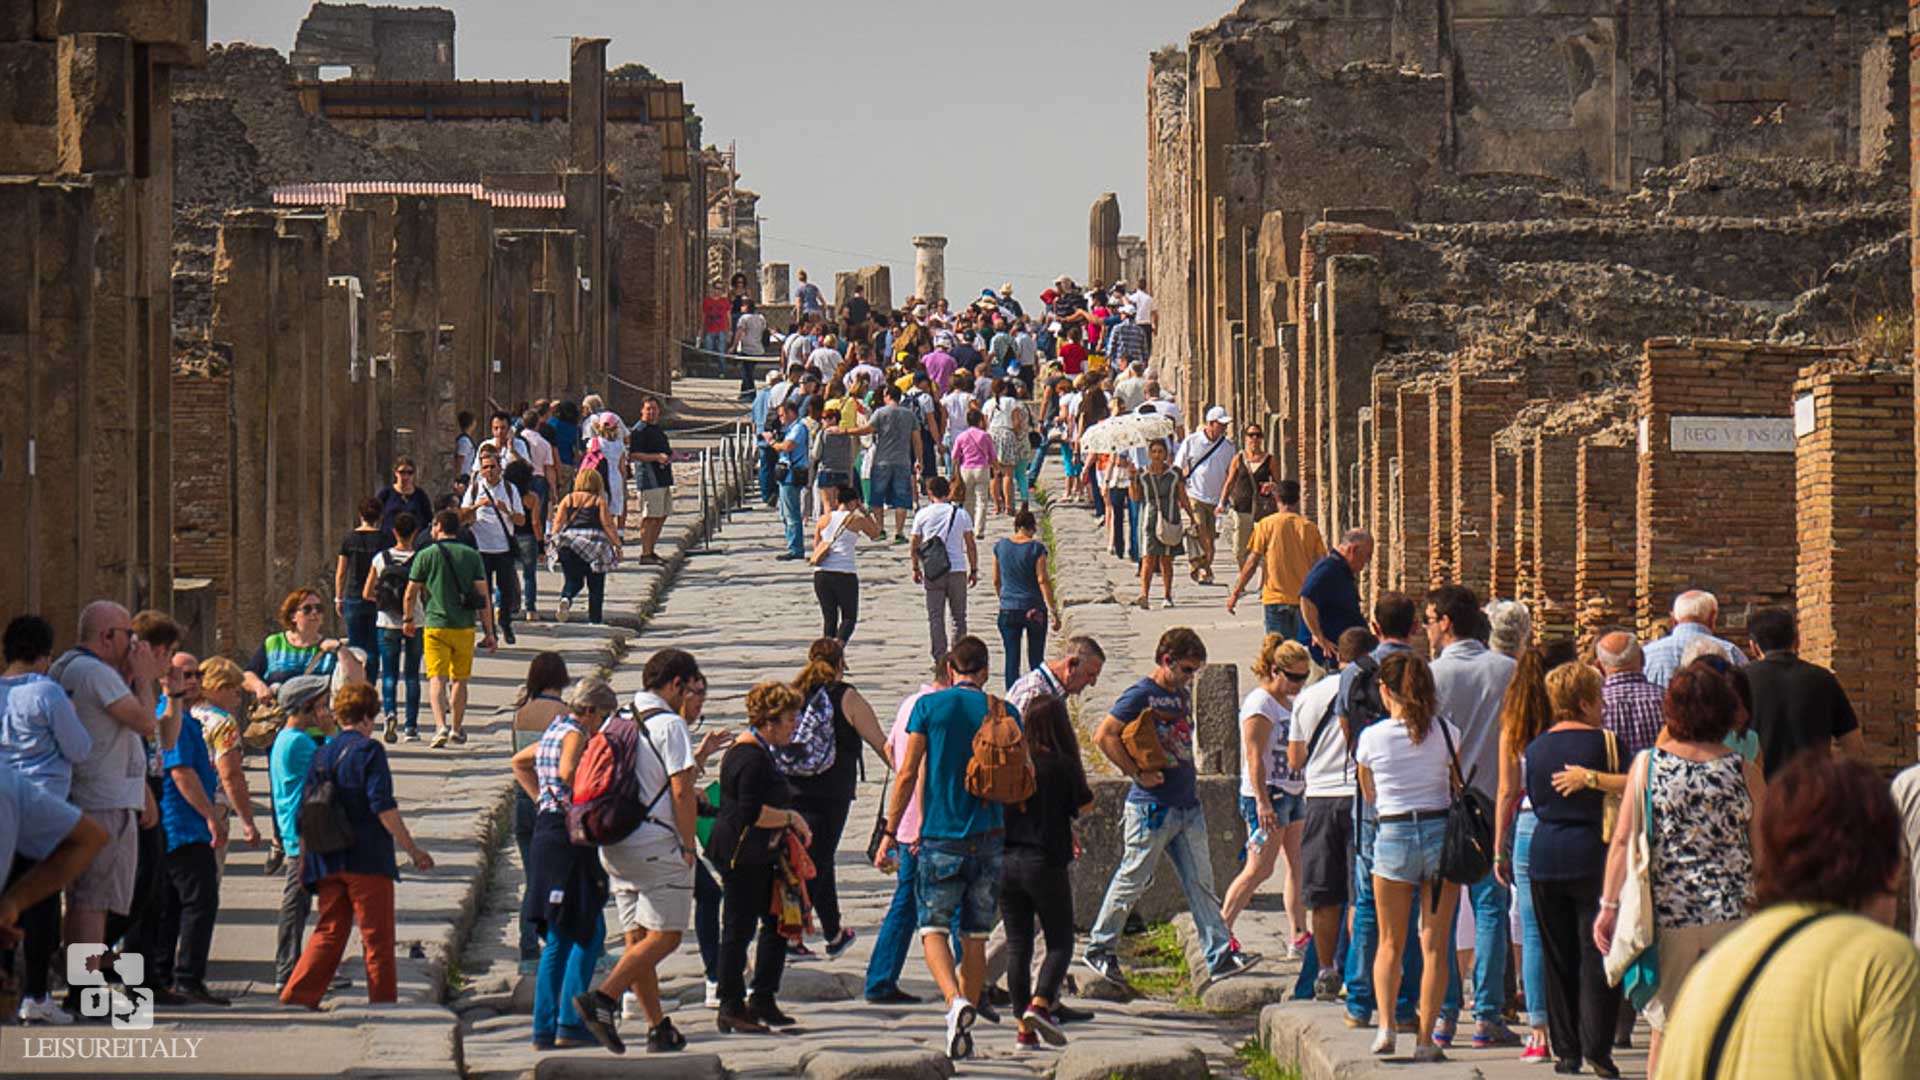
left=403, top=509, right=497, bottom=748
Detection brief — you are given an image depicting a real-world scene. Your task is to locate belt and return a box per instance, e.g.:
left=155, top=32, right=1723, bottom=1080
left=1376, top=809, right=1448, bottom=824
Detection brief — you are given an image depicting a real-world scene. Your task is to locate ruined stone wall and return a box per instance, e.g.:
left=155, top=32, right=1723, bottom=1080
left=1145, top=48, right=1192, bottom=406
left=290, top=3, right=454, bottom=81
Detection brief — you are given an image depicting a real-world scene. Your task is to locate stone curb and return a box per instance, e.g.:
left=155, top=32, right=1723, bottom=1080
left=1258, top=1001, right=1487, bottom=1080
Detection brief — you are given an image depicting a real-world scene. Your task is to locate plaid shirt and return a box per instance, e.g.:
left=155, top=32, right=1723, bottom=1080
left=534, top=715, right=585, bottom=813
left=1602, top=671, right=1665, bottom=759
left=1106, top=321, right=1151, bottom=364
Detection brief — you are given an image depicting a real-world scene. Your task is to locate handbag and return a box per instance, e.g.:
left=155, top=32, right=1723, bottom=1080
left=1435, top=722, right=1496, bottom=902
left=1120, top=709, right=1173, bottom=772
left=1600, top=728, right=1621, bottom=843
left=1605, top=749, right=1660, bottom=1009
left=807, top=510, right=854, bottom=567
left=1152, top=476, right=1184, bottom=547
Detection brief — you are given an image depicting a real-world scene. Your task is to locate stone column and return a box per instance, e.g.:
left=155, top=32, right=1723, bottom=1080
left=1117, top=234, right=1146, bottom=287
left=212, top=213, right=275, bottom=644
left=761, top=262, right=790, bottom=305
left=911, top=235, right=947, bottom=305
left=569, top=37, right=610, bottom=396
left=1089, top=193, right=1120, bottom=285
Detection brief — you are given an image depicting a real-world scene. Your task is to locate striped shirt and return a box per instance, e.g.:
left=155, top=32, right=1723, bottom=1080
left=534, top=715, right=586, bottom=813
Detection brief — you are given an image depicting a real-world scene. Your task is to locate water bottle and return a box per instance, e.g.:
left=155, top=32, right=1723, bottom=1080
left=1249, top=825, right=1269, bottom=850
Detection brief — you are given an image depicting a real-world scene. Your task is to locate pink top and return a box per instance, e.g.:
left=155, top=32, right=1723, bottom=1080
left=887, top=686, right=937, bottom=844
left=923, top=351, right=957, bottom=394
left=953, top=427, right=996, bottom=469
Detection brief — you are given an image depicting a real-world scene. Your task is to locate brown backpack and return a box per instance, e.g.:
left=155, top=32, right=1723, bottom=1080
left=1120, top=709, right=1173, bottom=772
left=965, top=695, right=1036, bottom=807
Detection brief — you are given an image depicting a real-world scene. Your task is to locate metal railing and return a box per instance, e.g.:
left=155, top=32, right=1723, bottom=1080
left=689, top=421, right=758, bottom=554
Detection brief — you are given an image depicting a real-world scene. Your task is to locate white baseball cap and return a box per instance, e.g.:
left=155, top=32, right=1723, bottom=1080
left=1205, top=406, right=1232, bottom=425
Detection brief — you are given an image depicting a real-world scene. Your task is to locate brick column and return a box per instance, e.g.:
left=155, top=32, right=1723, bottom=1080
left=1369, top=374, right=1399, bottom=608
left=1575, top=437, right=1637, bottom=646
left=1326, top=254, right=1381, bottom=538
left=1451, top=367, right=1528, bottom=598
left=1511, top=433, right=1536, bottom=607
left=212, top=213, right=277, bottom=644
left=1490, top=435, right=1519, bottom=601
left=1396, top=383, right=1434, bottom=601
left=1533, top=429, right=1582, bottom=641
left=1795, top=366, right=1915, bottom=769
left=1427, top=384, right=1453, bottom=586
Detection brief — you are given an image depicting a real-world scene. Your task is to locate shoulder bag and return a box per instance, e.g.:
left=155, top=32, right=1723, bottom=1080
left=1605, top=748, right=1660, bottom=1009
left=919, top=506, right=958, bottom=580
left=1600, top=728, right=1621, bottom=842
left=298, top=740, right=358, bottom=856
left=1435, top=721, right=1495, bottom=905
left=1153, top=472, right=1185, bottom=548
left=808, top=510, right=854, bottom=567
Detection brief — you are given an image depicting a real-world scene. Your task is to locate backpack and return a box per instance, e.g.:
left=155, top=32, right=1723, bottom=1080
left=579, top=439, right=610, bottom=489
left=774, top=686, right=839, bottom=777
left=918, top=505, right=959, bottom=581
left=373, top=552, right=411, bottom=618
left=298, top=741, right=358, bottom=856
left=965, top=694, right=1035, bottom=806
left=1341, top=654, right=1389, bottom=758
left=567, top=708, right=671, bottom=846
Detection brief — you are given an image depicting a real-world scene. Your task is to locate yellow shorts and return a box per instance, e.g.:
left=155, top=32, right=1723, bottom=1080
left=422, top=627, right=476, bottom=680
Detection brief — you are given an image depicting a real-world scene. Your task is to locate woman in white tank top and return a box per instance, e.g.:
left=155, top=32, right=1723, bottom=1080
left=810, top=483, right=882, bottom=643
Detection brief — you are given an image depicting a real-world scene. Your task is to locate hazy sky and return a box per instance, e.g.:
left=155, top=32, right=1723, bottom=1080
left=209, top=0, right=1233, bottom=302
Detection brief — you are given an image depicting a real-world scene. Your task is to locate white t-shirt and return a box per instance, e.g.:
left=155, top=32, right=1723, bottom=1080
left=983, top=396, right=1021, bottom=434
left=1240, top=686, right=1304, bottom=798
left=941, top=390, right=973, bottom=443
left=1112, top=375, right=1146, bottom=413
left=1146, top=397, right=1183, bottom=432
left=910, top=502, right=973, bottom=575
left=519, top=427, right=556, bottom=473
left=1289, top=674, right=1351, bottom=798
left=813, top=510, right=860, bottom=574
left=1354, top=717, right=1462, bottom=817
left=606, top=692, right=698, bottom=859
left=1128, top=289, right=1156, bottom=328
left=809, top=347, right=843, bottom=384
left=1175, top=431, right=1236, bottom=504
left=782, top=334, right=812, bottom=370
left=848, top=362, right=884, bottom=390
left=368, top=549, right=425, bottom=630
left=1059, top=391, right=1082, bottom=431
left=460, top=476, right=523, bottom=554
left=469, top=434, right=531, bottom=476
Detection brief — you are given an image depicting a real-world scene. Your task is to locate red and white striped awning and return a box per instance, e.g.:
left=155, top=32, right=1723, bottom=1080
left=270, top=182, right=566, bottom=210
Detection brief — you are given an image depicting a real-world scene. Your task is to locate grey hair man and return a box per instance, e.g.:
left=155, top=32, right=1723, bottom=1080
left=1006, top=636, right=1107, bottom=714
left=1595, top=630, right=1664, bottom=759
left=1641, top=589, right=1745, bottom=688
left=1485, top=601, right=1533, bottom=658
left=1298, top=529, right=1373, bottom=670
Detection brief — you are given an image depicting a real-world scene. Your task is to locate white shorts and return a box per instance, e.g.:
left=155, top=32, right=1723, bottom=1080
left=637, top=487, right=673, bottom=520
left=600, top=840, right=693, bottom=933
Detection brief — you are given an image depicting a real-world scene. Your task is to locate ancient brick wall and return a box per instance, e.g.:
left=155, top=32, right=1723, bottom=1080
left=1575, top=437, right=1637, bottom=645
left=1427, top=384, right=1454, bottom=587
left=1794, top=365, right=1915, bottom=769
left=170, top=370, right=232, bottom=650
left=1394, top=383, right=1434, bottom=601
left=1450, top=366, right=1530, bottom=599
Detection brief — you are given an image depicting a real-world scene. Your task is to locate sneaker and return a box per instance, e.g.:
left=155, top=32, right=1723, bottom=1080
left=893, top=533, right=907, bottom=544
left=572, top=990, right=625, bottom=1054
left=1432, top=1018, right=1456, bottom=1046
left=431, top=731, right=450, bottom=749
left=864, top=988, right=921, bottom=1006
left=944, top=997, right=978, bottom=1060
left=1313, top=967, right=1342, bottom=1002
left=1473, top=1020, right=1521, bottom=1047
left=1413, top=1044, right=1448, bottom=1063
left=1370, top=1028, right=1395, bottom=1056
left=1052, top=1002, right=1093, bottom=1024
left=451, top=729, right=467, bottom=745
left=18, top=996, right=74, bottom=1025
left=622, top=990, right=642, bottom=1021
left=1081, top=951, right=1127, bottom=989
left=823, top=928, right=857, bottom=959
left=557, top=597, right=573, bottom=622
left=1290, top=931, right=1312, bottom=959
left=383, top=714, right=399, bottom=744
left=975, top=997, right=1001, bottom=1025
left=1021, top=1006, right=1066, bottom=1047
left=263, top=842, right=286, bottom=874
left=774, top=552, right=803, bottom=562
left=405, top=728, right=421, bottom=743
left=1014, top=1027, right=1039, bottom=1050
left=1204, top=950, right=1261, bottom=987
left=1160, top=597, right=1176, bottom=610
left=704, top=980, right=721, bottom=1009
left=645, top=1017, right=685, bottom=1053
left=1228, top=934, right=1241, bottom=954
left=1521, top=1032, right=1552, bottom=1062
left=785, top=941, right=816, bottom=961
left=1343, top=1013, right=1372, bottom=1029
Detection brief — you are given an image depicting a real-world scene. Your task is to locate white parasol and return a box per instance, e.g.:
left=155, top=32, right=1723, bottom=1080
left=1078, top=412, right=1175, bottom=455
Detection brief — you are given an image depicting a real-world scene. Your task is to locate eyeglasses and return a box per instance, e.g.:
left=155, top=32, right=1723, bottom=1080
left=104, top=626, right=132, bottom=639
left=177, top=671, right=202, bottom=681
left=296, top=603, right=325, bottom=615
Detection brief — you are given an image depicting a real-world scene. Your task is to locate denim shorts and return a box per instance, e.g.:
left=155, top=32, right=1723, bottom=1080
left=1238, top=790, right=1304, bottom=841
left=1372, top=816, right=1448, bottom=885
left=914, top=834, right=1003, bottom=938
left=869, top=463, right=914, bottom=510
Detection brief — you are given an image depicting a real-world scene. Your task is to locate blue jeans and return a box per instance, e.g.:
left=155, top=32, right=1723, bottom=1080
left=1445, top=868, right=1511, bottom=1024
left=1265, top=603, right=1303, bottom=642
left=758, top=446, right=778, bottom=505
left=869, top=463, right=914, bottom=512
left=514, top=531, right=539, bottom=613
left=702, top=330, right=729, bottom=355
left=343, top=598, right=380, bottom=687
left=1088, top=802, right=1233, bottom=969
left=916, top=834, right=1003, bottom=937
left=532, top=913, right=605, bottom=1045
left=1513, top=810, right=1547, bottom=1027
left=863, top=845, right=962, bottom=999
left=1345, top=813, right=1425, bottom=1024
left=778, top=483, right=806, bottom=556
left=377, top=628, right=422, bottom=731
left=997, top=610, right=1047, bottom=690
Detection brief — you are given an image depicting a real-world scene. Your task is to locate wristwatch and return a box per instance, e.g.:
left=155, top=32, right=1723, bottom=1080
left=1584, top=769, right=1598, bottom=790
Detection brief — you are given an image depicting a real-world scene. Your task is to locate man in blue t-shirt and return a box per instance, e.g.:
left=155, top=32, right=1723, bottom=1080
left=1299, top=530, right=1372, bottom=669
left=156, top=676, right=228, bottom=1004
left=1085, top=627, right=1259, bottom=989
left=879, top=636, right=1020, bottom=1060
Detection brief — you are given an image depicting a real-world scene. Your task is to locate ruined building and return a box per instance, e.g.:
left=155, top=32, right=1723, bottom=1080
left=1150, top=0, right=1917, bottom=767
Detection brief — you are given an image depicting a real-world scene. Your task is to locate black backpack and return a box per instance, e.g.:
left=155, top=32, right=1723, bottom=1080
left=299, top=741, right=357, bottom=856
left=1341, top=653, right=1389, bottom=757
left=373, top=552, right=411, bottom=618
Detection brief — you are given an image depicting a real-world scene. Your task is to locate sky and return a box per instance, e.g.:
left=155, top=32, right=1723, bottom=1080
left=208, top=0, right=1234, bottom=303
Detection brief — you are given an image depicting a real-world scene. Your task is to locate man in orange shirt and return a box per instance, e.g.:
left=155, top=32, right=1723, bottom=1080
left=1225, top=479, right=1326, bottom=642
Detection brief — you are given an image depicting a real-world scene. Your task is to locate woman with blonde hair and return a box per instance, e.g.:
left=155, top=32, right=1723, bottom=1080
left=1355, top=652, right=1463, bottom=1063
left=1221, top=636, right=1313, bottom=944
left=1490, top=648, right=1557, bottom=1062
left=547, top=467, right=620, bottom=624
left=587, top=412, right=629, bottom=529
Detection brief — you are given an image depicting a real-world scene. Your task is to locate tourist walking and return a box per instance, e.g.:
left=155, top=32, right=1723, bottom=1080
left=1489, top=648, right=1556, bottom=1063
left=1221, top=636, right=1311, bottom=939
left=952, top=408, right=995, bottom=534
left=461, top=450, right=525, bottom=646
left=280, top=683, right=435, bottom=1010
left=1655, top=755, right=1920, bottom=1077
left=992, top=510, right=1059, bottom=689
left=767, top=400, right=811, bottom=561
left=376, top=457, right=434, bottom=544
left=1300, top=530, right=1372, bottom=669
left=1226, top=480, right=1326, bottom=641
left=336, top=497, right=389, bottom=687
left=547, top=469, right=621, bottom=625
left=628, top=398, right=675, bottom=566
left=1219, top=423, right=1278, bottom=568
left=1084, top=628, right=1259, bottom=989
left=363, top=513, right=425, bottom=742
left=863, top=663, right=948, bottom=1007
left=811, top=484, right=882, bottom=643
left=783, top=639, right=888, bottom=961
left=1100, top=443, right=1141, bottom=562
left=1640, top=590, right=1745, bottom=687
left=268, top=674, right=333, bottom=993
left=709, top=680, right=812, bottom=1035
left=1594, top=660, right=1762, bottom=1078
left=504, top=460, right=544, bottom=620
left=1002, top=693, right=1093, bottom=1050
left=1741, top=606, right=1863, bottom=778
left=911, top=476, right=977, bottom=666
left=509, top=653, right=571, bottom=974
left=1288, top=632, right=1364, bottom=1004
left=404, top=510, right=498, bottom=748
left=1173, top=406, right=1235, bottom=584
left=1354, top=653, right=1462, bottom=1064
left=865, top=384, right=923, bottom=541
left=510, top=676, right=611, bottom=1050
left=1136, top=439, right=1191, bottom=609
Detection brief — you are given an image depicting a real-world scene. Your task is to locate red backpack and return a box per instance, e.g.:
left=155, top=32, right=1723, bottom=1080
left=567, top=708, right=670, bottom=846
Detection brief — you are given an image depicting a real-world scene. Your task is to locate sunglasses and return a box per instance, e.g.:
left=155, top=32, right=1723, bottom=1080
left=1245, top=431, right=1263, bottom=438
left=395, top=468, right=415, bottom=476
left=1281, top=669, right=1310, bottom=682
left=177, top=671, right=202, bottom=681
left=297, top=603, right=325, bottom=615
left=1175, top=662, right=1202, bottom=677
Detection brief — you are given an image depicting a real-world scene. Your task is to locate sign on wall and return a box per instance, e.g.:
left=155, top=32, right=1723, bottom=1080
left=1668, top=416, right=1795, bottom=453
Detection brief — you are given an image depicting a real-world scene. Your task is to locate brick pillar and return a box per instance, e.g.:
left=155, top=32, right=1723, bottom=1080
left=433, top=195, right=489, bottom=415
left=279, top=214, right=328, bottom=590
left=1395, top=384, right=1433, bottom=602
left=1427, top=384, right=1453, bottom=586
left=1532, top=430, right=1582, bottom=642
left=1575, top=437, right=1637, bottom=646
left=35, top=184, right=96, bottom=629
left=213, top=214, right=277, bottom=644
left=323, top=278, right=358, bottom=580
left=1490, top=436, right=1518, bottom=601
left=389, top=196, right=440, bottom=488
left=86, top=176, right=137, bottom=608
left=1795, top=366, right=1916, bottom=769
left=1512, top=434, right=1536, bottom=608
left=1369, top=374, right=1400, bottom=608
left=1326, top=255, right=1382, bottom=538
left=1451, top=369, right=1527, bottom=598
